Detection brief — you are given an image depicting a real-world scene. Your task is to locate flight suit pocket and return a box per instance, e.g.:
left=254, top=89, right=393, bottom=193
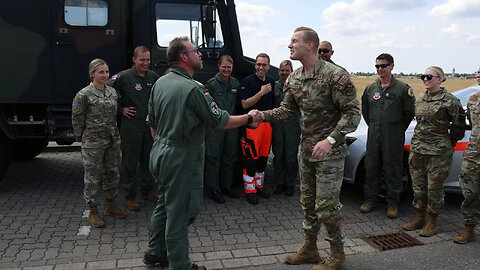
left=187, top=187, right=203, bottom=225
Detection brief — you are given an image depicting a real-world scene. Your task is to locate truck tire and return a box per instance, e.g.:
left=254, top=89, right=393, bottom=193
left=0, top=142, right=11, bottom=180
left=11, top=139, right=48, bottom=161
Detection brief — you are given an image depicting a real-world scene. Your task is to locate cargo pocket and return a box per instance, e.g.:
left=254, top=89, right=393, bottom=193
left=187, top=187, right=204, bottom=225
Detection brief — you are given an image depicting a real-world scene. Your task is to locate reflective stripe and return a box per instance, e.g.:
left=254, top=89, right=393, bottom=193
left=255, top=171, right=264, bottom=188
left=243, top=170, right=256, bottom=193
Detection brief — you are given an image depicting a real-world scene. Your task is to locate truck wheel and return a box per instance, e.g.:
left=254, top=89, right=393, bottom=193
left=11, top=139, right=48, bottom=161
left=0, top=142, right=11, bottom=180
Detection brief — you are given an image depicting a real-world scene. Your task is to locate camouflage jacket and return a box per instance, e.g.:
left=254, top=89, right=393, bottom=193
left=71, top=83, right=120, bottom=149
left=411, top=88, right=466, bottom=155
left=263, top=60, right=360, bottom=160
left=464, top=91, right=480, bottom=164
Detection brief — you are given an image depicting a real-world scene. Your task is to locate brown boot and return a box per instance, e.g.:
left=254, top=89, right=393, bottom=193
left=402, top=209, right=425, bottom=231
left=311, top=243, right=346, bottom=270
left=141, top=191, right=159, bottom=203
left=359, top=202, right=373, bottom=213
left=453, top=224, right=476, bottom=244
left=125, top=198, right=141, bottom=211
left=88, top=206, right=105, bottom=228
left=419, top=213, right=438, bottom=237
left=285, top=232, right=321, bottom=264
left=104, top=198, right=127, bottom=219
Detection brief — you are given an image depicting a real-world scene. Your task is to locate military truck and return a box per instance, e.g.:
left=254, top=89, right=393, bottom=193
left=0, top=0, right=278, bottom=179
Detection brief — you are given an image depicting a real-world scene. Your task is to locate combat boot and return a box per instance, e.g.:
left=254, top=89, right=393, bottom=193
left=125, top=198, right=141, bottom=211
left=402, top=209, right=425, bottom=231
left=105, top=198, right=127, bottom=219
left=88, top=206, right=105, bottom=228
left=453, top=224, right=476, bottom=244
left=311, top=243, right=346, bottom=270
left=141, top=191, right=159, bottom=203
left=419, top=213, right=438, bottom=237
left=285, top=232, right=321, bottom=264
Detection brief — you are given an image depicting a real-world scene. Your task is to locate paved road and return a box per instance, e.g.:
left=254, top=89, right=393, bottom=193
left=0, top=147, right=477, bottom=269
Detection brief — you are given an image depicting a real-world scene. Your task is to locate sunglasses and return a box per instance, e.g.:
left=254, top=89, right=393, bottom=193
left=375, top=63, right=390, bottom=69
left=318, top=48, right=331, bottom=54
left=182, top=48, right=199, bottom=55
left=420, top=74, right=440, bottom=81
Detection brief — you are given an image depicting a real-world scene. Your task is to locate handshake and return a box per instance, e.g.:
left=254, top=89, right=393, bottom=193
left=247, top=109, right=265, bottom=128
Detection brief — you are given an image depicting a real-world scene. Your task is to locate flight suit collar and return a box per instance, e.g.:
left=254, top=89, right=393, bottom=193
left=169, top=67, right=193, bottom=79
left=214, top=72, right=228, bottom=86
left=421, top=87, right=447, bottom=101
left=375, top=76, right=399, bottom=89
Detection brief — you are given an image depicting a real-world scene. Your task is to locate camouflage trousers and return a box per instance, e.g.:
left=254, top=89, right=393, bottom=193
left=459, top=159, right=480, bottom=226
left=409, top=152, right=452, bottom=214
left=81, top=145, right=121, bottom=206
left=299, top=155, right=345, bottom=245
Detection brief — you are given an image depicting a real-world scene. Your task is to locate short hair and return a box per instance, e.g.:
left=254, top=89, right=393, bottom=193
left=256, top=53, right=270, bottom=64
left=320, top=41, right=333, bottom=50
left=218, top=55, right=233, bottom=65
left=89, top=58, right=107, bottom=75
left=133, top=46, right=149, bottom=58
left=167, top=37, right=189, bottom=65
left=294, top=27, right=319, bottom=50
left=279, top=60, right=293, bottom=72
left=376, top=53, right=394, bottom=64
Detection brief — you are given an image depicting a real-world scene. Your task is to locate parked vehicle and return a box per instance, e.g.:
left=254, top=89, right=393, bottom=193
left=0, top=0, right=275, bottom=180
left=344, top=84, right=480, bottom=194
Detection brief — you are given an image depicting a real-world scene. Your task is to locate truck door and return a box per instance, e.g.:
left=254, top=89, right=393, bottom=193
left=53, top=0, right=125, bottom=104
left=150, top=1, right=227, bottom=83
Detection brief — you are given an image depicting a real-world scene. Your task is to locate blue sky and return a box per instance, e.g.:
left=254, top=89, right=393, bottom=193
left=234, top=0, right=480, bottom=74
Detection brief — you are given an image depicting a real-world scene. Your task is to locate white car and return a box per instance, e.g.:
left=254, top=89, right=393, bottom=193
left=344, top=85, right=480, bottom=194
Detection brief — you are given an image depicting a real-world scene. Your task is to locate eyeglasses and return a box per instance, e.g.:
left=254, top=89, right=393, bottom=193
left=375, top=63, right=390, bottom=69
left=182, top=48, right=199, bottom=55
left=318, top=48, right=331, bottom=54
left=420, top=74, right=440, bottom=81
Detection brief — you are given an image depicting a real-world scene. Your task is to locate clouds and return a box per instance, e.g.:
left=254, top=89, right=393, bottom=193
left=235, top=2, right=276, bottom=38
left=429, top=0, right=480, bottom=17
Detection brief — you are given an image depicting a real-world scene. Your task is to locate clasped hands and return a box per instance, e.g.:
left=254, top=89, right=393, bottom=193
left=247, top=109, right=265, bottom=128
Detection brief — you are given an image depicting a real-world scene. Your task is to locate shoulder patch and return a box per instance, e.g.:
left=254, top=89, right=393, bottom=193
left=111, top=74, right=118, bottom=81
left=210, top=101, right=220, bottom=116
left=408, top=87, right=415, bottom=97
left=337, top=74, right=349, bottom=87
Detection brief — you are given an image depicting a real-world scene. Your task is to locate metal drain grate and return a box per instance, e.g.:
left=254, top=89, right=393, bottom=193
left=363, top=232, right=424, bottom=251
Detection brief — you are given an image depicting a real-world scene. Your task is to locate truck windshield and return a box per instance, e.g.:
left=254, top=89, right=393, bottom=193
left=155, top=3, right=224, bottom=48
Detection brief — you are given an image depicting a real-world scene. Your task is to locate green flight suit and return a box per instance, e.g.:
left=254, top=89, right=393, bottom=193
left=361, top=76, right=415, bottom=207
left=271, top=80, right=301, bottom=188
left=146, top=67, right=230, bottom=270
left=204, top=72, right=240, bottom=192
left=109, top=67, right=159, bottom=199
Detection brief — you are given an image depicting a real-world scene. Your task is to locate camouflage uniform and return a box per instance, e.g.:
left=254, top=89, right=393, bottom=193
left=72, top=83, right=121, bottom=206
left=109, top=67, right=159, bottom=199
left=204, top=72, right=240, bottom=192
left=409, top=88, right=466, bottom=214
left=361, top=77, right=415, bottom=208
left=263, top=60, right=360, bottom=244
left=146, top=67, right=230, bottom=270
left=271, top=79, right=301, bottom=189
left=460, top=91, right=480, bottom=225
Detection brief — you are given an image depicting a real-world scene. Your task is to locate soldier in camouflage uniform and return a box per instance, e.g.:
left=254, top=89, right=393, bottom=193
left=108, top=46, right=159, bottom=211
left=403, top=66, right=466, bottom=237
left=454, top=69, right=480, bottom=244
left=260, top=27, right=360, bottom=270
left=271, top=60, right=300, bottom=196
left=204, top=55, right=241, bottom=204
left=318, top=41, right=346, bottom=72
left=72, top=59, right=127, bottom=228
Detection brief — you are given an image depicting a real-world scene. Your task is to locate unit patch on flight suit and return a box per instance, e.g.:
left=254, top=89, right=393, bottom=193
left=135, top=83, right=142, bottom=91
left=408, top=87, right=415, bottom=97
left=373, top=92, right=381, bottom=100
left=210, top=101, right=220, bottom=116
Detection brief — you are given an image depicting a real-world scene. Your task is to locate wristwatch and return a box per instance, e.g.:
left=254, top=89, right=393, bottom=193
left=247, top=114, right=253, bottom=125
left=326, top=136, right=336, bottom=145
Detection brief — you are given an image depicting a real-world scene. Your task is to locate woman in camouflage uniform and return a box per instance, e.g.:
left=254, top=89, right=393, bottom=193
left=403, top=66, right=466, bottom=237
left=72, top=59, right=127, bottom=228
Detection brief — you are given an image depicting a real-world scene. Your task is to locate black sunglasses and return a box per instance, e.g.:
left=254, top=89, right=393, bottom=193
left=182, top=48, right=199, bottom=55
left=318, top=48, right=331, bottom=54
left=420, top=74, right=440, bottom=81
left=375, top=63, right=390, bottom=69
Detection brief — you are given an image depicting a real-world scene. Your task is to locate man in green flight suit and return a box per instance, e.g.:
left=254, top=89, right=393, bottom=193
left=360, top=53, right=416, bottom=219
left=109, top=46, right=159, bottom=211
left=143, top=37, right=262, bottom=270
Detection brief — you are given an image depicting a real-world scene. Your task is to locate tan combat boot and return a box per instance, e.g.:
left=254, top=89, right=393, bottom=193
left=402, top=209, right=425, bottom=231
left=285, top=232, right=321, bottom=264
left=311, top=243, right=346, bottom=270
left=105, top=198, right=127, bottom=219
left=453, top=224, right=476, bottom=244
left=125, top=198, right=141, bottom=211
left=419, top=213, right=438, bottom=237
left=88, top=206, right=105, bottom=228
left=142, top=191, right=159, bottom=203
